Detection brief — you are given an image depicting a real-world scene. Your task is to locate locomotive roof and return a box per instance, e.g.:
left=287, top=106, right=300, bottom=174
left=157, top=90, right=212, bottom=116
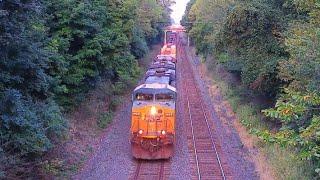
left=145, top=76, right=170, bottom=84
left=153, top=61, right=175, bottom=65
left=134, top=83, right=176, bottom=93
left=150, top=63, right=175, bottom=70
left=156, top=55, right=174, bottom=60
left=146, top=68, right=175, bottom=74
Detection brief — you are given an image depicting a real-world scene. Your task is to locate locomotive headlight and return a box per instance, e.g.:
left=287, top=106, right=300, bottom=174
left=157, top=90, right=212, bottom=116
left=138, top=129, right=143, bottom=135
left=150, top=106, right=157, bottom=116
left=161, top=130, right=166, bottom=135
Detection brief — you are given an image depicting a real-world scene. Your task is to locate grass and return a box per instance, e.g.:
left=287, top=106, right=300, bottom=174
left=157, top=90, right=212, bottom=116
left=262, top=144, right=315, bottom=180
left=97, top=111, right=114, bottom=129
left=204, top=59, right=316, bottom=179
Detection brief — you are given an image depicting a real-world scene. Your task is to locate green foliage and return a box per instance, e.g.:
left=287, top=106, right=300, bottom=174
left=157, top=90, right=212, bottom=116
left=0, top=0, right=67, bottom=177
left=97, top=111, right=114, bottom=129
left=260, top=89, right=320, bottom=174
left=185, top=0, right=286, bottom=95
left=278, top=1, right=320, bottom=92
left=208, top=61, right=316, bottom=178
left=45, top=0, right=170, bottom=107
left=260, top=1, right=320, bottom=175
left=184, top=0, right=320, bottom=177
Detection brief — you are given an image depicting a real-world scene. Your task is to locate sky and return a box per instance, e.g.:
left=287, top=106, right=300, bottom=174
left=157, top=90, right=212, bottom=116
left=171, top=0, right=190, bottom=24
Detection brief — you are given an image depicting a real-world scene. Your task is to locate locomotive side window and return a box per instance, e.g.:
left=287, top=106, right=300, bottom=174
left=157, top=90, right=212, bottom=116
left=155, top=93, right=175, bottom=101
left=135, top=93, right=153, bottom=101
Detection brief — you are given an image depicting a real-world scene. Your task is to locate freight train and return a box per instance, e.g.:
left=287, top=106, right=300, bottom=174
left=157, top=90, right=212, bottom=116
left=130, top=25, right=185, bottom=159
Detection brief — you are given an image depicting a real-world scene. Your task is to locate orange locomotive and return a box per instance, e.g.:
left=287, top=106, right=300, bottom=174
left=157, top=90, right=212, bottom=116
left=130, top=25, right=184, bottom=160
left=130, top=54, right=177, bottom=159
left=160, top=25, right=185, bottom=63
left=160, top=44, right=177, bottom=61
left=130, top=82, right=176, bottom=159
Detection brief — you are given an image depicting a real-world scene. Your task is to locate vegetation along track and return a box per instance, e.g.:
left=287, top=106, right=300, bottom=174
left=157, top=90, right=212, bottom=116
left=179, top=44, right=232, bottom=180
left=131, top=160, right=170, bottom=180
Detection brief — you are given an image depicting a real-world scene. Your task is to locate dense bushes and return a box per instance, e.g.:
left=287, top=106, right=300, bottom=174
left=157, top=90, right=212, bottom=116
left=183, top=0, right=319, bottom=176
left=0, top=0, right=171, bottom=178
left=0, top=1, right=67, bottom=177
left=183, top=0, right=287, bottom=95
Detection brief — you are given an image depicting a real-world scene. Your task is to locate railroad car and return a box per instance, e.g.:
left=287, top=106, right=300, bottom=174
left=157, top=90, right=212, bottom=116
left=160, top=44, right=177, bottom=60
left=149, top=60, right=175, bottom=71
left=165, top=31, right=177, bottom=45
left=156, top=55, right=176, bottom=64
left=145, top=68, right=176, bottom=82
left=164, top=25, right=185, bottom=45
left=130, top=83, right=176, bottom=159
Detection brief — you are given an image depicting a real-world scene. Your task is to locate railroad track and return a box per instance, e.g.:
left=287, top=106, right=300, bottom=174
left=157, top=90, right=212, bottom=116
left=131, top=160, right=168, bottom=180
left=180, top=45, right=227, bottom=180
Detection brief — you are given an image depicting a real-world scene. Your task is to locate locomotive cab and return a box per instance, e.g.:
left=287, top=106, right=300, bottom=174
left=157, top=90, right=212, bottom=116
left=130, top=84, right=176, bottom=159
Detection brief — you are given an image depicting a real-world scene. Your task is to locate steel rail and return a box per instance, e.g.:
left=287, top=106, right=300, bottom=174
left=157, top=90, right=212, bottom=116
left=200, top=99, right=226, bottom=180
left=158, top=161, right=165, bottom=180
left=133, top=161, right=142, bottom=180
left=185, top=89, right=202, bottom=180
left=181, top=45, right=226, bottom=180
left=177, top=43, right=201, bottom=180
left=133, top=161, right=166, bottom=180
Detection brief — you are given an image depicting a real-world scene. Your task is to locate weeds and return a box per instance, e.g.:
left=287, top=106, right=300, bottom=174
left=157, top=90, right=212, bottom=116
left=42, top=157, right=83, bottom=178
left=97, top=111, right=114, bottom=129
left=262, top=144, right=315, bottom=180
left=109, top=97, right=123, bottom=111
left=42, top=159, right=65, bottom=176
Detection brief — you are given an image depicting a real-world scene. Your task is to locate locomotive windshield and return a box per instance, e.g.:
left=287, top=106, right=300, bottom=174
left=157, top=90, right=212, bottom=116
left=135, top=93, right=153, bottom=101
left=155, top=93, right=175, bottom=101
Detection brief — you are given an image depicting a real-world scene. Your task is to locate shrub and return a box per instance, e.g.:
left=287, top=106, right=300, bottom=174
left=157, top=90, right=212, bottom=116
left=97, top=111, right=114, bottom=129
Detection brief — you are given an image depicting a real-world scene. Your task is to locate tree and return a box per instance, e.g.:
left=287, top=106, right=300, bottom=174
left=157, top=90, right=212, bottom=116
left=0, top=0, right=66, bottom=177
left=1, top=0, right=172, bottom=178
